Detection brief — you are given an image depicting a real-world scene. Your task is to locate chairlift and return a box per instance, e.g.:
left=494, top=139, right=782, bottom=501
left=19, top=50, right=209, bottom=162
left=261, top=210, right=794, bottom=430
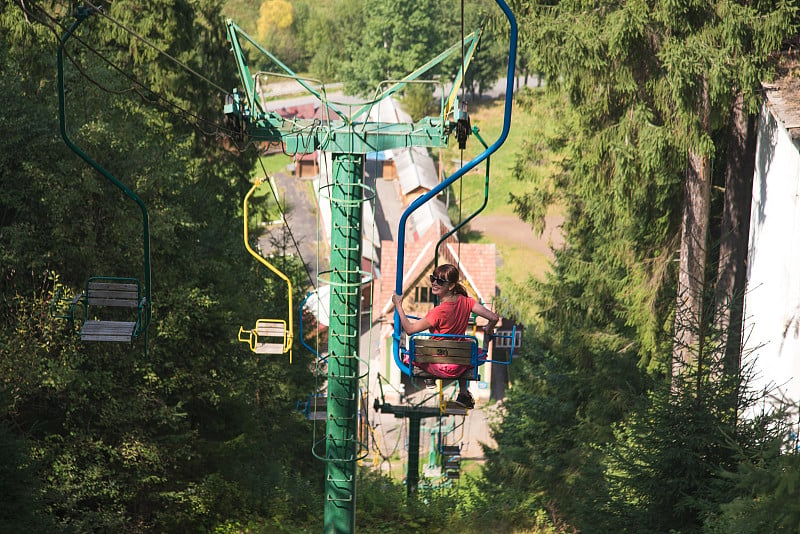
left=391, top=2, right=518, bottom=379
left=55, top=9, right=152, bottom=347
left=402, top=326, right=517, bottom=384
left=237, top=179, right=293, bottom=360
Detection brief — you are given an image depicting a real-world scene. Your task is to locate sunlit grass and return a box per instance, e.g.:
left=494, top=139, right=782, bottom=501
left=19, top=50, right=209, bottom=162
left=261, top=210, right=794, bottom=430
left=255, top=152, right=293, bottom=177
left=439, top=88, right=560, bottom=218
left=441, top=89, right=564, bottom=301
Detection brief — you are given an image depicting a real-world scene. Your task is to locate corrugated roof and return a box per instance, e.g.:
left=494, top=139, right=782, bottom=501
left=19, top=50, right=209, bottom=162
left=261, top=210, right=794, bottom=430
left=407, top=197, right=452, bottom=242
left=397, top=146, right=439, bottom=194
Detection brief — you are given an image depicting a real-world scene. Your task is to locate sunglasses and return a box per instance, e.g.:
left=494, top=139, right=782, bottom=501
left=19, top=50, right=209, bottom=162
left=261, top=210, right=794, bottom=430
left=429, top=274, right=449, bottom=285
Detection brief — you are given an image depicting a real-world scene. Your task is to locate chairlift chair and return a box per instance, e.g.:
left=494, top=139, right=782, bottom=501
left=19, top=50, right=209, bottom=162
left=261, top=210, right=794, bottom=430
left=403, top=326, right=517, bottom=383
left=71, top=276, right=147, bottom=343
left=237, top=179, right=293, bottom=360
left=55, top=10, right=152, bottom=347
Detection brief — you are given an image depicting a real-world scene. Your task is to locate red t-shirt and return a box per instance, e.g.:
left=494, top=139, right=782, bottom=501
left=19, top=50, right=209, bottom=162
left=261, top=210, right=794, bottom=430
left=417, top=294, right=475, bottom=378
left=425, top=294, right=475, bottom=336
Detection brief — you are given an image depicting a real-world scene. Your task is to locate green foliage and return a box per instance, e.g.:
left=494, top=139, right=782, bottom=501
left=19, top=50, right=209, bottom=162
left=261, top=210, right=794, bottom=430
left=483, top=3, right=800, bottom=530
left=464, top=0, right=511, bottom=97
left=703, top=442, right=800, bottom=533
left=355, top=469, right=539, bottom=533
left=1, top=1, right=322, bottom=531
left=222, top=0, right=261, bottom=38
left=603, top=379, right=736, bottom=532
left=0, top=420, right=56, bottom=532
left=509, top=0, right=800, bottom=371
left=483, top=270, right=800, bottom=533
left=295, top=0, right=366, bottom=82
left=511, top=82, right=684, bottom=369
left=222, top=0, right=506, bottom=94
left=254, top=0, right=304, bottom=67
left=8, top=1, right=800, bottom=532
left=225, top=0, right=363, bottom=79
left=401, top=83, right=438, bottom=122
left=459, top=464, right=570, bottom=533
left=482, top=331, right=649, bottom=531
left=601, top=343, right=800, bottom=534
left=340, top=0, right=497, bottom=96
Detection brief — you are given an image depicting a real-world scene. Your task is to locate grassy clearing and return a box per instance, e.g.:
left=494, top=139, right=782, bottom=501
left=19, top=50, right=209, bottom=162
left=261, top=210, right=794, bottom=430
left=440, top=89, right=564, bottom=297
left=256, top=152, right=293, bottom=176
left=439, top=88, right=559, bottom=218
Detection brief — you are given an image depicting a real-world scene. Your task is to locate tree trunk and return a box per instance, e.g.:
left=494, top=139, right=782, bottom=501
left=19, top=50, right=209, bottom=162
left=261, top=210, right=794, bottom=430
left=714, top=92, right=756, bottom=377
left=673, top=80, right=712, bottom=382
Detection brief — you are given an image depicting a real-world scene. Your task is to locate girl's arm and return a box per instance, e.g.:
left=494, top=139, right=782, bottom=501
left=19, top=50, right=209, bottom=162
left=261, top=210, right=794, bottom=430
left=472, top=301, right=500, bottom=338
left=392, top=293, right=432, bottom=334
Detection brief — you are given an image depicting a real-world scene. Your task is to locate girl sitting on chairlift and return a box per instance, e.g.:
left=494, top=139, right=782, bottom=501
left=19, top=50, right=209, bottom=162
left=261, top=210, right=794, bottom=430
left=392, top=263, right=500, bottom=408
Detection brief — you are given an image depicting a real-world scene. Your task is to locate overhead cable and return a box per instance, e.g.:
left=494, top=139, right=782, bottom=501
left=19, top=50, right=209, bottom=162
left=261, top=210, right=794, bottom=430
left=83, top=0, right=231, bottom=96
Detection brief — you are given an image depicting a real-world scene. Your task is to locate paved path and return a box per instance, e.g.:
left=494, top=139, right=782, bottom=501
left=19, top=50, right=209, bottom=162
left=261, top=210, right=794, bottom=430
left=470, top=213, right=564, bottom=259
left=260, top=75, right=542, bottom=114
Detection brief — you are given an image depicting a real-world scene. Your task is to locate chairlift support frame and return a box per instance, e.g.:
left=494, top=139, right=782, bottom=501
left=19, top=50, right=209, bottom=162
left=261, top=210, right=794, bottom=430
left=392, top=5, right=517, bottom=381
left=404, top=327, right=517, bottom=383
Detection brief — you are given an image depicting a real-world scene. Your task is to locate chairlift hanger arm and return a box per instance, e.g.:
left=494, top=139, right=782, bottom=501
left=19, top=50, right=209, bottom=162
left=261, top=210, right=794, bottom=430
left=393, top=0, right=517, bottom=376
left=435, top=126, right=490, bottom=268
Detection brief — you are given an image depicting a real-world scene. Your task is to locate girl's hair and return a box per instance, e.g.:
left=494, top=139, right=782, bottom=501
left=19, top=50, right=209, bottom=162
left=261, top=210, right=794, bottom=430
left=434, top=263, right=468, bottom=297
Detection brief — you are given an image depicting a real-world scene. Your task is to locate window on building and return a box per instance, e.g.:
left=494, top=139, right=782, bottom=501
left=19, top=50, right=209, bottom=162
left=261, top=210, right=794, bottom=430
left=495, top=330, right=522, bottom=349
left=414, top=286, right=435, bottom=303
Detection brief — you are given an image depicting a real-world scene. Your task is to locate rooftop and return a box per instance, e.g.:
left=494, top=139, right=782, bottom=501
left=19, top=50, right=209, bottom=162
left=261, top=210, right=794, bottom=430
left=763, top=54, right=800, bottom=139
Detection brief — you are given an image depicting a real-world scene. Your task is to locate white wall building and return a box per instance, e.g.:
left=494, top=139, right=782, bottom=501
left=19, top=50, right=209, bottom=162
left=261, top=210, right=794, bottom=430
left=744, top=74, right=800, bottom=411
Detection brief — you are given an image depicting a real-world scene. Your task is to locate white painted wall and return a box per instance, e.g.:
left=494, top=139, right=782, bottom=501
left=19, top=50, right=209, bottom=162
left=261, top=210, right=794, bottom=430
left=744, top=103, right=800, bottom=408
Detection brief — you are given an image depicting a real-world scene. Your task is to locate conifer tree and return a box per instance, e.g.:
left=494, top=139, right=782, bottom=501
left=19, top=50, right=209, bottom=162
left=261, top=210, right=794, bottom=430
left=1, top=1, right=320, bottom=529
left=510, top=0, right=798, bottom=375
left=483, top=0, right=799, bottom=529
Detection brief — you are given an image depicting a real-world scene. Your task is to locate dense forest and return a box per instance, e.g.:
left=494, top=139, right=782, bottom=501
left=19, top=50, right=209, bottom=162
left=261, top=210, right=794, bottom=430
left=2, top=0, right=800, bottom=532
